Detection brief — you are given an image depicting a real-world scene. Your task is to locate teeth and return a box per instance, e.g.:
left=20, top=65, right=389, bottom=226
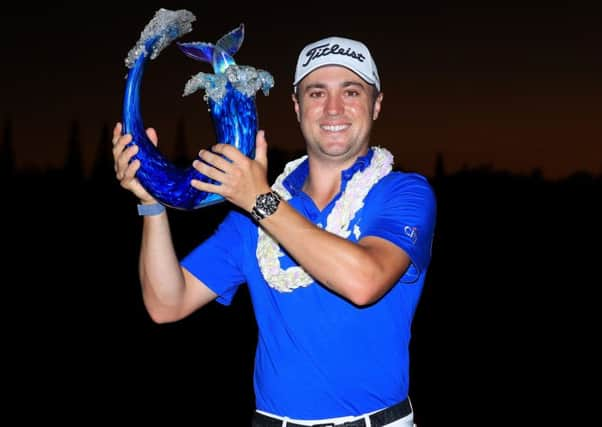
left=322, top=124, right=348, bottom=132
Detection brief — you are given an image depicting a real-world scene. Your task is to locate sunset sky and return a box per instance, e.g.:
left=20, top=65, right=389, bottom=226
left=2, top=3, right=601, bottom=180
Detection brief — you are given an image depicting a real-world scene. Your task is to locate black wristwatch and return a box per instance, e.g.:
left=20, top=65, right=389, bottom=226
left=251, top=191, right=281, bottom=222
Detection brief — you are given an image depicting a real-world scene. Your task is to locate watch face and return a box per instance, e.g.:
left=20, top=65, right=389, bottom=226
left=255, top=191, right=281, bottom=218
left=258, top=193, right=278, bottom=212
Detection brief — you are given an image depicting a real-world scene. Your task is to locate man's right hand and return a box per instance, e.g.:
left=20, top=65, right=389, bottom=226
left=112, top=122, right=158, bottom=204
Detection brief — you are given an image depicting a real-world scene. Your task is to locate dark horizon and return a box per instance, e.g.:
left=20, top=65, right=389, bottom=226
left=2, top=4, right=601, bottom=180
left=2, top=114, right=601, bottom=184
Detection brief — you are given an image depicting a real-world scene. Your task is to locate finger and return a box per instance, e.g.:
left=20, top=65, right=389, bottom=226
left=192, top=158, right=226, bottom=182
left=198, top=149, right=232, bottom=173
left=112, top=122, right=122, bottom=145
left=123, top=158, right=141, bottom=180
left=190, top=179, right=222, bottom=194
left=146, top=127, right=158, bottom=146
left=117, top=144, right=138, bottom=178
left=210, top=143, right=241, bottom=161
left=254, top=130, right=268, bottom=168
left=113, top=133, right=132, bottom=155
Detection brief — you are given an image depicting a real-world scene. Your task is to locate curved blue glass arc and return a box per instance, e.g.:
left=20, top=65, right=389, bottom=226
left=210, top=82, right=257, bottom=156
left=122, top=49, right=258, bottom=210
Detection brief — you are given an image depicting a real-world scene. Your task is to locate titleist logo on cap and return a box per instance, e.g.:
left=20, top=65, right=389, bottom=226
left=293, top=36, right=380, bottom=91
left=301, top=43, right=366, bottom=67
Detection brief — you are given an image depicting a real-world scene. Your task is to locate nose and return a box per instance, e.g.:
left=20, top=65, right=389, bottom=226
left=325, top=93, right=343, bottom=116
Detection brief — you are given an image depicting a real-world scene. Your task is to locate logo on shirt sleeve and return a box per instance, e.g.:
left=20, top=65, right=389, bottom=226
left=353, top=224, right=361, bottom=240
left=404, top=225, right=418, bottom=244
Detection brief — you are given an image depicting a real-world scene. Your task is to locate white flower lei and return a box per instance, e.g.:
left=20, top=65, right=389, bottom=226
left=257, top=146, right=394, bottom=293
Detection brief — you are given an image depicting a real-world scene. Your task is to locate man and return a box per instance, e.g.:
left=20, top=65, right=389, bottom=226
left=113, top=35, right=436, bottom=426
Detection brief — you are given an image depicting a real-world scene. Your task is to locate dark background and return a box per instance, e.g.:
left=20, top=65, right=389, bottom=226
left=3, top=2, right=601, bottom=179
left=2, top=3, right=600, bottom=425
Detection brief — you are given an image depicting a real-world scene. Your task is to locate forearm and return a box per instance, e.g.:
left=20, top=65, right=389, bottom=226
left=259, top=201, right=389, bottom=305
left=138, top=212, right=188, bottom=321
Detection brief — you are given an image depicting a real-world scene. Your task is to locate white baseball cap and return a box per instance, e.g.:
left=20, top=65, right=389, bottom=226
left=293, top=36, right=381, bottom=91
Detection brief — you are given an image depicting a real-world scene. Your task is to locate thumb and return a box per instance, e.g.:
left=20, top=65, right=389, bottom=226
left=254, top=130, right=268, bottom=168
left=146, top=127, right=159, bottom=147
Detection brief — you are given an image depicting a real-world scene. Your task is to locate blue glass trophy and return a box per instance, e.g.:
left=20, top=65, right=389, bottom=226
left=122, top=8, right=274, bottom=210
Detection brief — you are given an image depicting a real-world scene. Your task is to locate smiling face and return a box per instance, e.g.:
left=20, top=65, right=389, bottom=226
left=293, top=65, right=383, bottom=165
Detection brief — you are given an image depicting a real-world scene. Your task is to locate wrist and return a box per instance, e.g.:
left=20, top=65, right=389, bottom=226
left=138, top=198, right=157, bottom=205
left=250, top=190, right=281, bottom=222
left=137, top=202, right=166, bottom=216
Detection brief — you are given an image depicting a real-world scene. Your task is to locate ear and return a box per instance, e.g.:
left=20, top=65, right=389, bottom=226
left=292, top=93, right=301, bottom=123
left=372, top=92, right=384, bottom=120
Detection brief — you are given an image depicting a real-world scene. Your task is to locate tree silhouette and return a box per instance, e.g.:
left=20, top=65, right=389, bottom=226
left=91, top=122, right=113, bottom=183
left=1, top=115, right=14, bottom=180
left=64, top=119, right=83, bottom=181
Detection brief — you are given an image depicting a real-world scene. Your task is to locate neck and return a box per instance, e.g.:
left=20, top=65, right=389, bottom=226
left=302, top=147, right=370, bottom=210
left=303, top=163, right=341, bottom=210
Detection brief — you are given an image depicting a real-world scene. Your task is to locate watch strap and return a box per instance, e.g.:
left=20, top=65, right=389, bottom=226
left=137, top=203, right=166, bottom=216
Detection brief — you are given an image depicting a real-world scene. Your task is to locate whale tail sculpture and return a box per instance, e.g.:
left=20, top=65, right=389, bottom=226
left=177, top=23, right=244, bottom=73
left=122, top=9, right=274, bottom=210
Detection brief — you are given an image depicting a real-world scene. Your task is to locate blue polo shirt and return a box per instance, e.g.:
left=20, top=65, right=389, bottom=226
left=181, top=148, right=437, bottom=418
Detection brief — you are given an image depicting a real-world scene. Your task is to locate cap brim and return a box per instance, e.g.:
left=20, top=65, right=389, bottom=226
left=293, top=63, right=379, bottom=90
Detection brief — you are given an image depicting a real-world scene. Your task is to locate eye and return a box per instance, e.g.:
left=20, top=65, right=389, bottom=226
left=345, top=89, right=360, bottom=97
left=308, top=90, right=325, bottom=98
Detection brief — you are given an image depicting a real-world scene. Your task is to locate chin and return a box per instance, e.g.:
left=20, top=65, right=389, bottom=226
left=320, top=146, right=355, bottom=159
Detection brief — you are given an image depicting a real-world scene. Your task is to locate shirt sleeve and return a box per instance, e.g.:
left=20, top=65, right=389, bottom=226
left=181, top=210, right=247, bottom=305
left=360, top=172, right=437, bottom=283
